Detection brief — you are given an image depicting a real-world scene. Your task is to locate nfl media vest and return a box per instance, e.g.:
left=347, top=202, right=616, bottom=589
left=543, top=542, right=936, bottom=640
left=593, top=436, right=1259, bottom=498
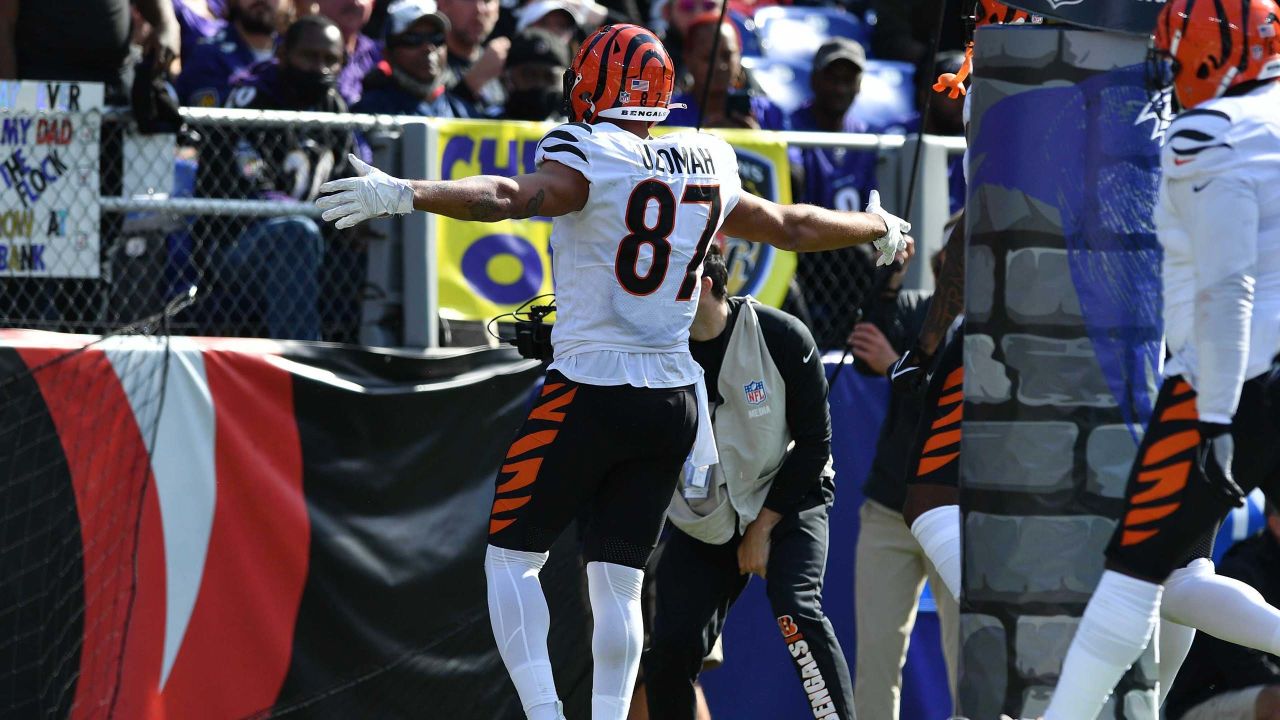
left=667, top=299, right=832, bottom=544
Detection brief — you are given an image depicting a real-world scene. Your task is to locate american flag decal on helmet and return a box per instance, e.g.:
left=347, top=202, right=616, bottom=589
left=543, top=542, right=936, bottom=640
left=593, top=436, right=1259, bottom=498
left=631, top=79, right=650, bottom=91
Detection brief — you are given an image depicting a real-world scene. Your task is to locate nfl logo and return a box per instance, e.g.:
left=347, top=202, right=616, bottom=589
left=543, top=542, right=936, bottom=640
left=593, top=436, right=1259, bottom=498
left=618, top=91, right=631, bottom=103
left=744, top=380, right=766, bottom=406
left=631, top=79, right=650, bottom=91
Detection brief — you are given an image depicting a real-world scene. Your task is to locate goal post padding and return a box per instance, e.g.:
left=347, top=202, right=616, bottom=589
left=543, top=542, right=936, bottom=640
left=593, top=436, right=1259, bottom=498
left=959, top=25, right=1165, bottom=720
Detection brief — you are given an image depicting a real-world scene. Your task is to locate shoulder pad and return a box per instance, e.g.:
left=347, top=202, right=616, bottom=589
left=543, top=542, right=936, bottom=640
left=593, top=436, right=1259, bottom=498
left=536, top=122, right=593, bottom=171
left=1163, top=107, right=1235, bottom=178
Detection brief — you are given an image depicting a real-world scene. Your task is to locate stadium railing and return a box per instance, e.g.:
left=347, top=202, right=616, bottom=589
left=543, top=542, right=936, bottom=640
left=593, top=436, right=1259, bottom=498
left=0, top=107, right=964, bottom=351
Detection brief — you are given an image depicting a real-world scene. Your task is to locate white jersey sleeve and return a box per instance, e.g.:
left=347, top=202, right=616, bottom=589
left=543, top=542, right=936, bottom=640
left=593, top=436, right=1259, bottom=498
left=1157, top=88, right=1280, bottom=422
left=534, top=122, right=594, bottom=178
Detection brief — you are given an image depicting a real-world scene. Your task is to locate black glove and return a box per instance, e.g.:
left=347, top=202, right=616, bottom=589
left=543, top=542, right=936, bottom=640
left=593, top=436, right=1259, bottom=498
left=887, top=345, right=931, bottom=395
left=1197, top=421, right=1245, bottom=505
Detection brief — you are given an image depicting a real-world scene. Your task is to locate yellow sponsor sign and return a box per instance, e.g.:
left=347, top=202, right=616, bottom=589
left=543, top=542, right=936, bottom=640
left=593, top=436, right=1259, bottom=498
left=434, top=120, right=795, bottom=322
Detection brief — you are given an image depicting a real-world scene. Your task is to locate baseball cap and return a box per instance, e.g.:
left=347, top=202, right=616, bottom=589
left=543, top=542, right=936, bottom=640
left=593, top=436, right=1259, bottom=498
left=385, top=0, right=450, bottom=37
left=507, top=28, right=573, bottom=68
left=812, top=37, right=866, bottom=72
left=515, top=0, right=608, bottom=34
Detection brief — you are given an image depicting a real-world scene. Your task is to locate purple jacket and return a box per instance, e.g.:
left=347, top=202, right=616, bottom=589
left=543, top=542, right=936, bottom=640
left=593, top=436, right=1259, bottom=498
left=176, top=23, right=275, bottom=107
left=338, top=34, right=382, bottom=106
left=787, top=101, right=879, bottom=212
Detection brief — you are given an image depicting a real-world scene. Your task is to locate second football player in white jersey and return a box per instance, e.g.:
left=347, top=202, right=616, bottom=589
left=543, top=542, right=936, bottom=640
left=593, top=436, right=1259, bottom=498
left=1044, top=2, right=1280, bottom=718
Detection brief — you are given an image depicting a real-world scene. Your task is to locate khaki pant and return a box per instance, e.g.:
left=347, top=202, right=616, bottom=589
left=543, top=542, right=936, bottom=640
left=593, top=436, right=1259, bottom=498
left=854, top=499, right=960, bottom=720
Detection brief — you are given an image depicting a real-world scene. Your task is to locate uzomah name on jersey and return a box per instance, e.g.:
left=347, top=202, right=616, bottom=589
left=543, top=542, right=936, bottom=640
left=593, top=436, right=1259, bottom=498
left=638, top=143, right=717, bottom=175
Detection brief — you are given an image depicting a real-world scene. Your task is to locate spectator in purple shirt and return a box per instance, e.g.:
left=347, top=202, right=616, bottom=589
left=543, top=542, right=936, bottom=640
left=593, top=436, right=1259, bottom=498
left=787, top=38, right=881, bottom=349
left=664, top=13, right=785, bottom=130
left=317, top=0, right=382, bottom=104
left=788, top=38, right=876, bottom=211
left=173, top=0, right=229, bottom=58
left=177, top=0, right=291, bottom=106
left=196, top=14, right=355, bottom=340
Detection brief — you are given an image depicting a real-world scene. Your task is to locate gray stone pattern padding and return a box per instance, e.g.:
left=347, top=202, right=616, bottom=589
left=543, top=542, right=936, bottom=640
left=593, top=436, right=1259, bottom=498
left=959, top=26, right=1162, bottom=720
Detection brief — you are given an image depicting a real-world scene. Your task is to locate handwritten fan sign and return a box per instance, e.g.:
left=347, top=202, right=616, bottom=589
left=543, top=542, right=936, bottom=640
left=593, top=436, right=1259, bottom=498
left=0, top=81, right=103, bottom=278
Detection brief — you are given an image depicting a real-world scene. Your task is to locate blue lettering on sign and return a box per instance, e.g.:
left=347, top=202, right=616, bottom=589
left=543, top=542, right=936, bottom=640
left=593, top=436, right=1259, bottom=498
left=0, top=243, right=46, bottom=271
left=0, top=148, right=65, bottom=208
left=441, top=136, right=539, bottom=180
left=1, top=118, right=32, bottom=145
left=461, top=234, right=544, bottom=304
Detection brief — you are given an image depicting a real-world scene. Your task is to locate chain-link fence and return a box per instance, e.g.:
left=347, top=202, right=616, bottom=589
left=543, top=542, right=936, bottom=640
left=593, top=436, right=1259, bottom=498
left=0, top=91, right=962, bottom=350
left=1, top=101, right=405, bottom=345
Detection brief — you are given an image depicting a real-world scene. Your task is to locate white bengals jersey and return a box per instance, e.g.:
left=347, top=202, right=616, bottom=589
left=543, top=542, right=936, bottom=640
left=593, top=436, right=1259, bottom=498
left=534, top=121, right=743, bottom=388
left=1155, top=81, right=1280, bottom=423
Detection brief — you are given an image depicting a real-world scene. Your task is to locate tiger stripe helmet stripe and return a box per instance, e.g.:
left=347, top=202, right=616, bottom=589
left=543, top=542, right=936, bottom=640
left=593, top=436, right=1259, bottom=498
left=563, top=24, right=681, bottom=123
left=1153, top=0, right=1280, bottom=109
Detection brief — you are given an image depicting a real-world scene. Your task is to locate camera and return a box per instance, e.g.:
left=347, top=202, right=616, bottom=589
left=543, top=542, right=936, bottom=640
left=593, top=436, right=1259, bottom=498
left=513, top=302, right=555, bottom=361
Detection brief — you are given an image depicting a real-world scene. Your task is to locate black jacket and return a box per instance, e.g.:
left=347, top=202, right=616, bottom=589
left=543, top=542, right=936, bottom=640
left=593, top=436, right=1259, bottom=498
left=860, top=289, right=932, bottom=512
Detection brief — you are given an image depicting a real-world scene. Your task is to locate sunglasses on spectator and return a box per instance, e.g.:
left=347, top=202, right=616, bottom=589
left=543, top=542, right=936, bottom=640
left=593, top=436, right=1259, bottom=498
left=676, top=0, right=719, bottom=12
left=392, top=31, right=447, bottom=48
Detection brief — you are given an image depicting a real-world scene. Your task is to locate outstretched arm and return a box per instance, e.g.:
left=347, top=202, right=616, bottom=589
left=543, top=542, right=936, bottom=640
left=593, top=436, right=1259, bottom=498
left=722, top=190, right=912, bottom=266
left=317, top=155, right=588, bottom=229
left=407, top=160, right=588, bottom=222
left=723, top=192, right=887, bottom=252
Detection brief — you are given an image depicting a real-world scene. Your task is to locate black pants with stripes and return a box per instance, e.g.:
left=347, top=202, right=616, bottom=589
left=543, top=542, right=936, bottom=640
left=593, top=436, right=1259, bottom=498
left=642, top=490, right=854, bottom=720
left=1106, top=368, right=1280, bottom=583
left=487, top=370, right=697, bottom=569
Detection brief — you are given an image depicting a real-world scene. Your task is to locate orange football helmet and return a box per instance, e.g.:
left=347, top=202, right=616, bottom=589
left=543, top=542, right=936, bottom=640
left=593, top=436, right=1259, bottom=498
left=1152, top=0, right=1280, bottom=109
left=562, top=24, right=683, bottom=123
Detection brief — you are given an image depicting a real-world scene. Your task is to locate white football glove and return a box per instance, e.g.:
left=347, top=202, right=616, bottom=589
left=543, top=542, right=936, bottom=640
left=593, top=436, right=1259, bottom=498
left=865, top=190, right=911, bottom=267
left=316, top=153, right=414, bottom=230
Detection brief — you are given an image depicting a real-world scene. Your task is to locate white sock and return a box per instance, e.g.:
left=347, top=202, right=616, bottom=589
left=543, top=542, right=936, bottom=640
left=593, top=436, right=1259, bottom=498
left=1044, top=571, right=1162, bottom=720
left=484, top=545, right=563, bottom=719
left=911, top=504, right=962, bottom=603
left=1162, top=556, right=1280, bottom=655
left=1157, top=618, right=1196, bottom=706
left=586, top=561, right=645, bottom=720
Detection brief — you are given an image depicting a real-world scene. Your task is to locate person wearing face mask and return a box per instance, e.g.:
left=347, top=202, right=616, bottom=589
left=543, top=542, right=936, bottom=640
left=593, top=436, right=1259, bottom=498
left=499, top=28, right=569, bottom=122
left=193, top=14, right=356, bottom=341
left=177, top=0, right=293, bottom=107
left=352, top=0, right=472, bottom=116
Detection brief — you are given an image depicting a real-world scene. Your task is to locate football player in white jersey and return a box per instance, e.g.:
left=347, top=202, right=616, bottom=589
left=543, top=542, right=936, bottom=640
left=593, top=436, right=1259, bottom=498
left=316, top=23, right=910, bottom=720
left=1044, top=2, right=1280, bottom=718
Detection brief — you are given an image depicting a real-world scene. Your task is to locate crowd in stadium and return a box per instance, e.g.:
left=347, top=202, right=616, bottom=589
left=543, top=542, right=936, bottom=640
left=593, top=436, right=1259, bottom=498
left=1, top=0, right=967, bottom=346
left=4, top=1, right=1280, bottom=719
